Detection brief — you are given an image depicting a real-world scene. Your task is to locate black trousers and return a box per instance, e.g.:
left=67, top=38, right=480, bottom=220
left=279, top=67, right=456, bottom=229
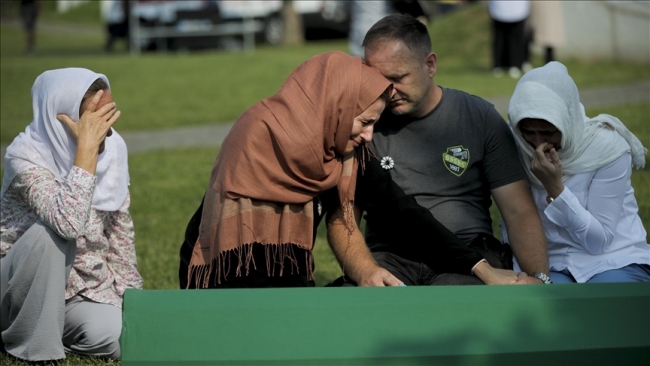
left=179, top=198, right=315, bottom=289
left=20, top=3, right=38, bottom=32
left=329, top=234, right=513, bottom=287
left=492, top=18, right=527, bottom=69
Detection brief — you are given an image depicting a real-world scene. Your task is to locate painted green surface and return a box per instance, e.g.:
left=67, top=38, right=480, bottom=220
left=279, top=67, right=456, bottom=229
left=121, top=283, right=650, bottom=365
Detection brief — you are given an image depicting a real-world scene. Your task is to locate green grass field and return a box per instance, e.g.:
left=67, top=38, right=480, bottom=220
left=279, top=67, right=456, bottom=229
left=128, top=103, right=650, bottom=291
left=1, top=2, right=648, bottom=365
left=2, top=2, right=649, bottom=143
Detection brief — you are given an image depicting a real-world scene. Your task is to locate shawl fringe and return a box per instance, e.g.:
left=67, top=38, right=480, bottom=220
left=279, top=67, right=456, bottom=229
left=187, top=242, right=314, bottom=288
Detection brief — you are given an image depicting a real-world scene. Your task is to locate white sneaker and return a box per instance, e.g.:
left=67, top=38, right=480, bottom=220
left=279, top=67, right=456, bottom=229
left=492, top=67, right=505, bottom=78
left=509, top=67, right=522, bottom=79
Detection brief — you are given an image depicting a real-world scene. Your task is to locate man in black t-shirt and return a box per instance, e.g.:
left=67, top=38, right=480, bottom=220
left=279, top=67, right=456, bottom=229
left=327, top=14, right=551, bottom=286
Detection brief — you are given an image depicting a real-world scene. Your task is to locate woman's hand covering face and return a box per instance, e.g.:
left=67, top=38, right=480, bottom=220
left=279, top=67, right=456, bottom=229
left=57, top=90, right=120, bottom=153
left=530, top=142, right=564, bottom=198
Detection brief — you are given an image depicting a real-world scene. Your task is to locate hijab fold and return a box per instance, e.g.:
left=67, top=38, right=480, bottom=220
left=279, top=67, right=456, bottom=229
left=188, top=51, right=391, bottom=287
left=1, top=68, right=129, bottom=212
left=508, top=61, right=647, bottom=189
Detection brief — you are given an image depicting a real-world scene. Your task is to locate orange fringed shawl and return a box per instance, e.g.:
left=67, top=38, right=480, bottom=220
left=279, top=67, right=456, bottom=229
left=188, top=51, right=391, bottom=287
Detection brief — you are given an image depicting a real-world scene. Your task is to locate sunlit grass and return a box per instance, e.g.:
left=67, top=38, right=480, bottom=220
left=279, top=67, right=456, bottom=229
left=0, top=22, right=348, bottom=142
left=2, top=3, right=648, bottom=143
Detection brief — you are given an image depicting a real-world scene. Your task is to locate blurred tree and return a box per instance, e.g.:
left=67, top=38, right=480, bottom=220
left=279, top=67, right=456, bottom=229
left=282, top=0, right=304, bottom=46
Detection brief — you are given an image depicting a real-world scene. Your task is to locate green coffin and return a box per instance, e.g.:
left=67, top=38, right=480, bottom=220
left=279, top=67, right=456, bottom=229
left=120, top=283, right=650, bottom=365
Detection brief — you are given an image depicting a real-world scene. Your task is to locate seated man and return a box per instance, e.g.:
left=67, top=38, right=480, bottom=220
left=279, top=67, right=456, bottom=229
left=328, top=14, right=551, bottom=286
left=181, top=149, right=530, bottom=288
left=329, top=150, right=532, bottom=286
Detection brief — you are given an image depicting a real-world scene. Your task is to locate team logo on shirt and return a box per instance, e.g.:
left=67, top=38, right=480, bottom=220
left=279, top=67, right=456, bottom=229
left=443, top=145, right=470, bottom=176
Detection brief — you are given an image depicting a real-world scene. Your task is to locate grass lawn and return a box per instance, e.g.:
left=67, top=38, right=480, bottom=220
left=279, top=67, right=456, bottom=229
left=2, top=2, right=648, bottom=143
left=28, top=102, right=642, bottom=294
left=0, top=2, right=648, bottom=365
left=0, top=22, right=350, bottom=142
left=3, top=102, right=642, bottom=291
left=131, top=103, right=649, bottom=292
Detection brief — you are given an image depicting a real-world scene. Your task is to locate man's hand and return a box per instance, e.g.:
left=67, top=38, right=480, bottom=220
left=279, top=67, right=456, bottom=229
left=327, top=205, right=405, bottom=287
left=354, top=265, right=404, bottom=287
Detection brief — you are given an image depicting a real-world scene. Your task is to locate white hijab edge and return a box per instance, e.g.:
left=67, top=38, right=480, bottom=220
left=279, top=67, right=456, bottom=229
left=1, top=68, right=129, bottom=212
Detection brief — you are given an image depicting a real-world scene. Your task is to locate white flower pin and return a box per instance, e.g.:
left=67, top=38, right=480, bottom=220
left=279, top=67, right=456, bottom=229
left=380, top=156, right=395, bottom=170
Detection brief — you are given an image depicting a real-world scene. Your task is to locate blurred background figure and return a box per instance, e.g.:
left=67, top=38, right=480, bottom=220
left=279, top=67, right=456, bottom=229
left=487, top=0, right=530, bottom=79
left=529, top=1, right=565, bottom=64
left=348, top=0, right=432, bottom=58
left=349, top=0, right=391, bottom=57
left=436, top=0, right=466, bottom=16
left=102, top=0, right=130, bottom=52
left=281, top=0, right=304, bottom=46
left=391, top=0, right=431, bottom=24
left=20, top=0, right=39, bottom=54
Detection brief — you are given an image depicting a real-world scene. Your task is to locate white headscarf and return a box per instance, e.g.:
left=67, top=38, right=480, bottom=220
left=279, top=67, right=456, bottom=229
left=508, top=61, right=647, bottom=189
left=1, top=68, right=129, bottom=212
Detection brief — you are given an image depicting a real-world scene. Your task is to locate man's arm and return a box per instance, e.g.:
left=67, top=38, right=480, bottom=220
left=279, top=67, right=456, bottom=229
left=328, top=203, right=533, bottom=286
left=492, top=180, right=549, bottom=282
left=326, top=205, right=403, bottom=286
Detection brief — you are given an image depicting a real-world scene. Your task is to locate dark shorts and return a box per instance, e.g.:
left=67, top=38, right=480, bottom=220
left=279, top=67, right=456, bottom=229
left=329, top=234, right=513, bottom=286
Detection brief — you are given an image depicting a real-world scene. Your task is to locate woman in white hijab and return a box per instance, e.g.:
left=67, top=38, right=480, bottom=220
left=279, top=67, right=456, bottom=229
left=505, top=61, right=650, bottom=284
left=0, top=68, right=142, bottom=361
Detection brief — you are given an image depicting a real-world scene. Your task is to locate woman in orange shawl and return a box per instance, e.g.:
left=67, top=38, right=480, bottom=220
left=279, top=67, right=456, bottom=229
left=180, top=51, right=392, bottom=288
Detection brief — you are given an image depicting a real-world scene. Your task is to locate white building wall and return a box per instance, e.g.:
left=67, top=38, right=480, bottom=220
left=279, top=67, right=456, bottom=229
left=57, top=0, right=90, bottom=14
left=558, top=1, right=650, bottom=63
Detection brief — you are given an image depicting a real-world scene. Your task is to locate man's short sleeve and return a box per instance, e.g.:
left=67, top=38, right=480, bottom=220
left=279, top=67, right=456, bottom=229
left=481, top=107, right=526, bottom=190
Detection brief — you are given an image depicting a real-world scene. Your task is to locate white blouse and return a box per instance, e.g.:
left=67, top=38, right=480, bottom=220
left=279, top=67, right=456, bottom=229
left=502, top=153, right=650, bottom=282
left=1, top=166, right=143, bottom=307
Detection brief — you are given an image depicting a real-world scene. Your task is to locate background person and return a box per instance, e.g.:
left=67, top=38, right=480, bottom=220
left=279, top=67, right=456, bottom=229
left=20, top=0, right=39, bottom=54
left=506, top=61, right=650, bottom=283
left=103, top=0, right=131, bottom=52
left=349, top=0, right=432, bottom=58
left=180, top=51, right=392, bottom=289
left=328, top=14, right=550, bottom=286
left=349, top=1, right=393, bottom=57
left=487, top=0, right=530, bottom=78
left=529, top=1, right=565, bottom=64
left=0, top=68, right=142, bottom=361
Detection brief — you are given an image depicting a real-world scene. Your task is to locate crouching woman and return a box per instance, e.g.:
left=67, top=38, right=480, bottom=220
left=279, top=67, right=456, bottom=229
left=1, top=68, right=143, bottom=361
